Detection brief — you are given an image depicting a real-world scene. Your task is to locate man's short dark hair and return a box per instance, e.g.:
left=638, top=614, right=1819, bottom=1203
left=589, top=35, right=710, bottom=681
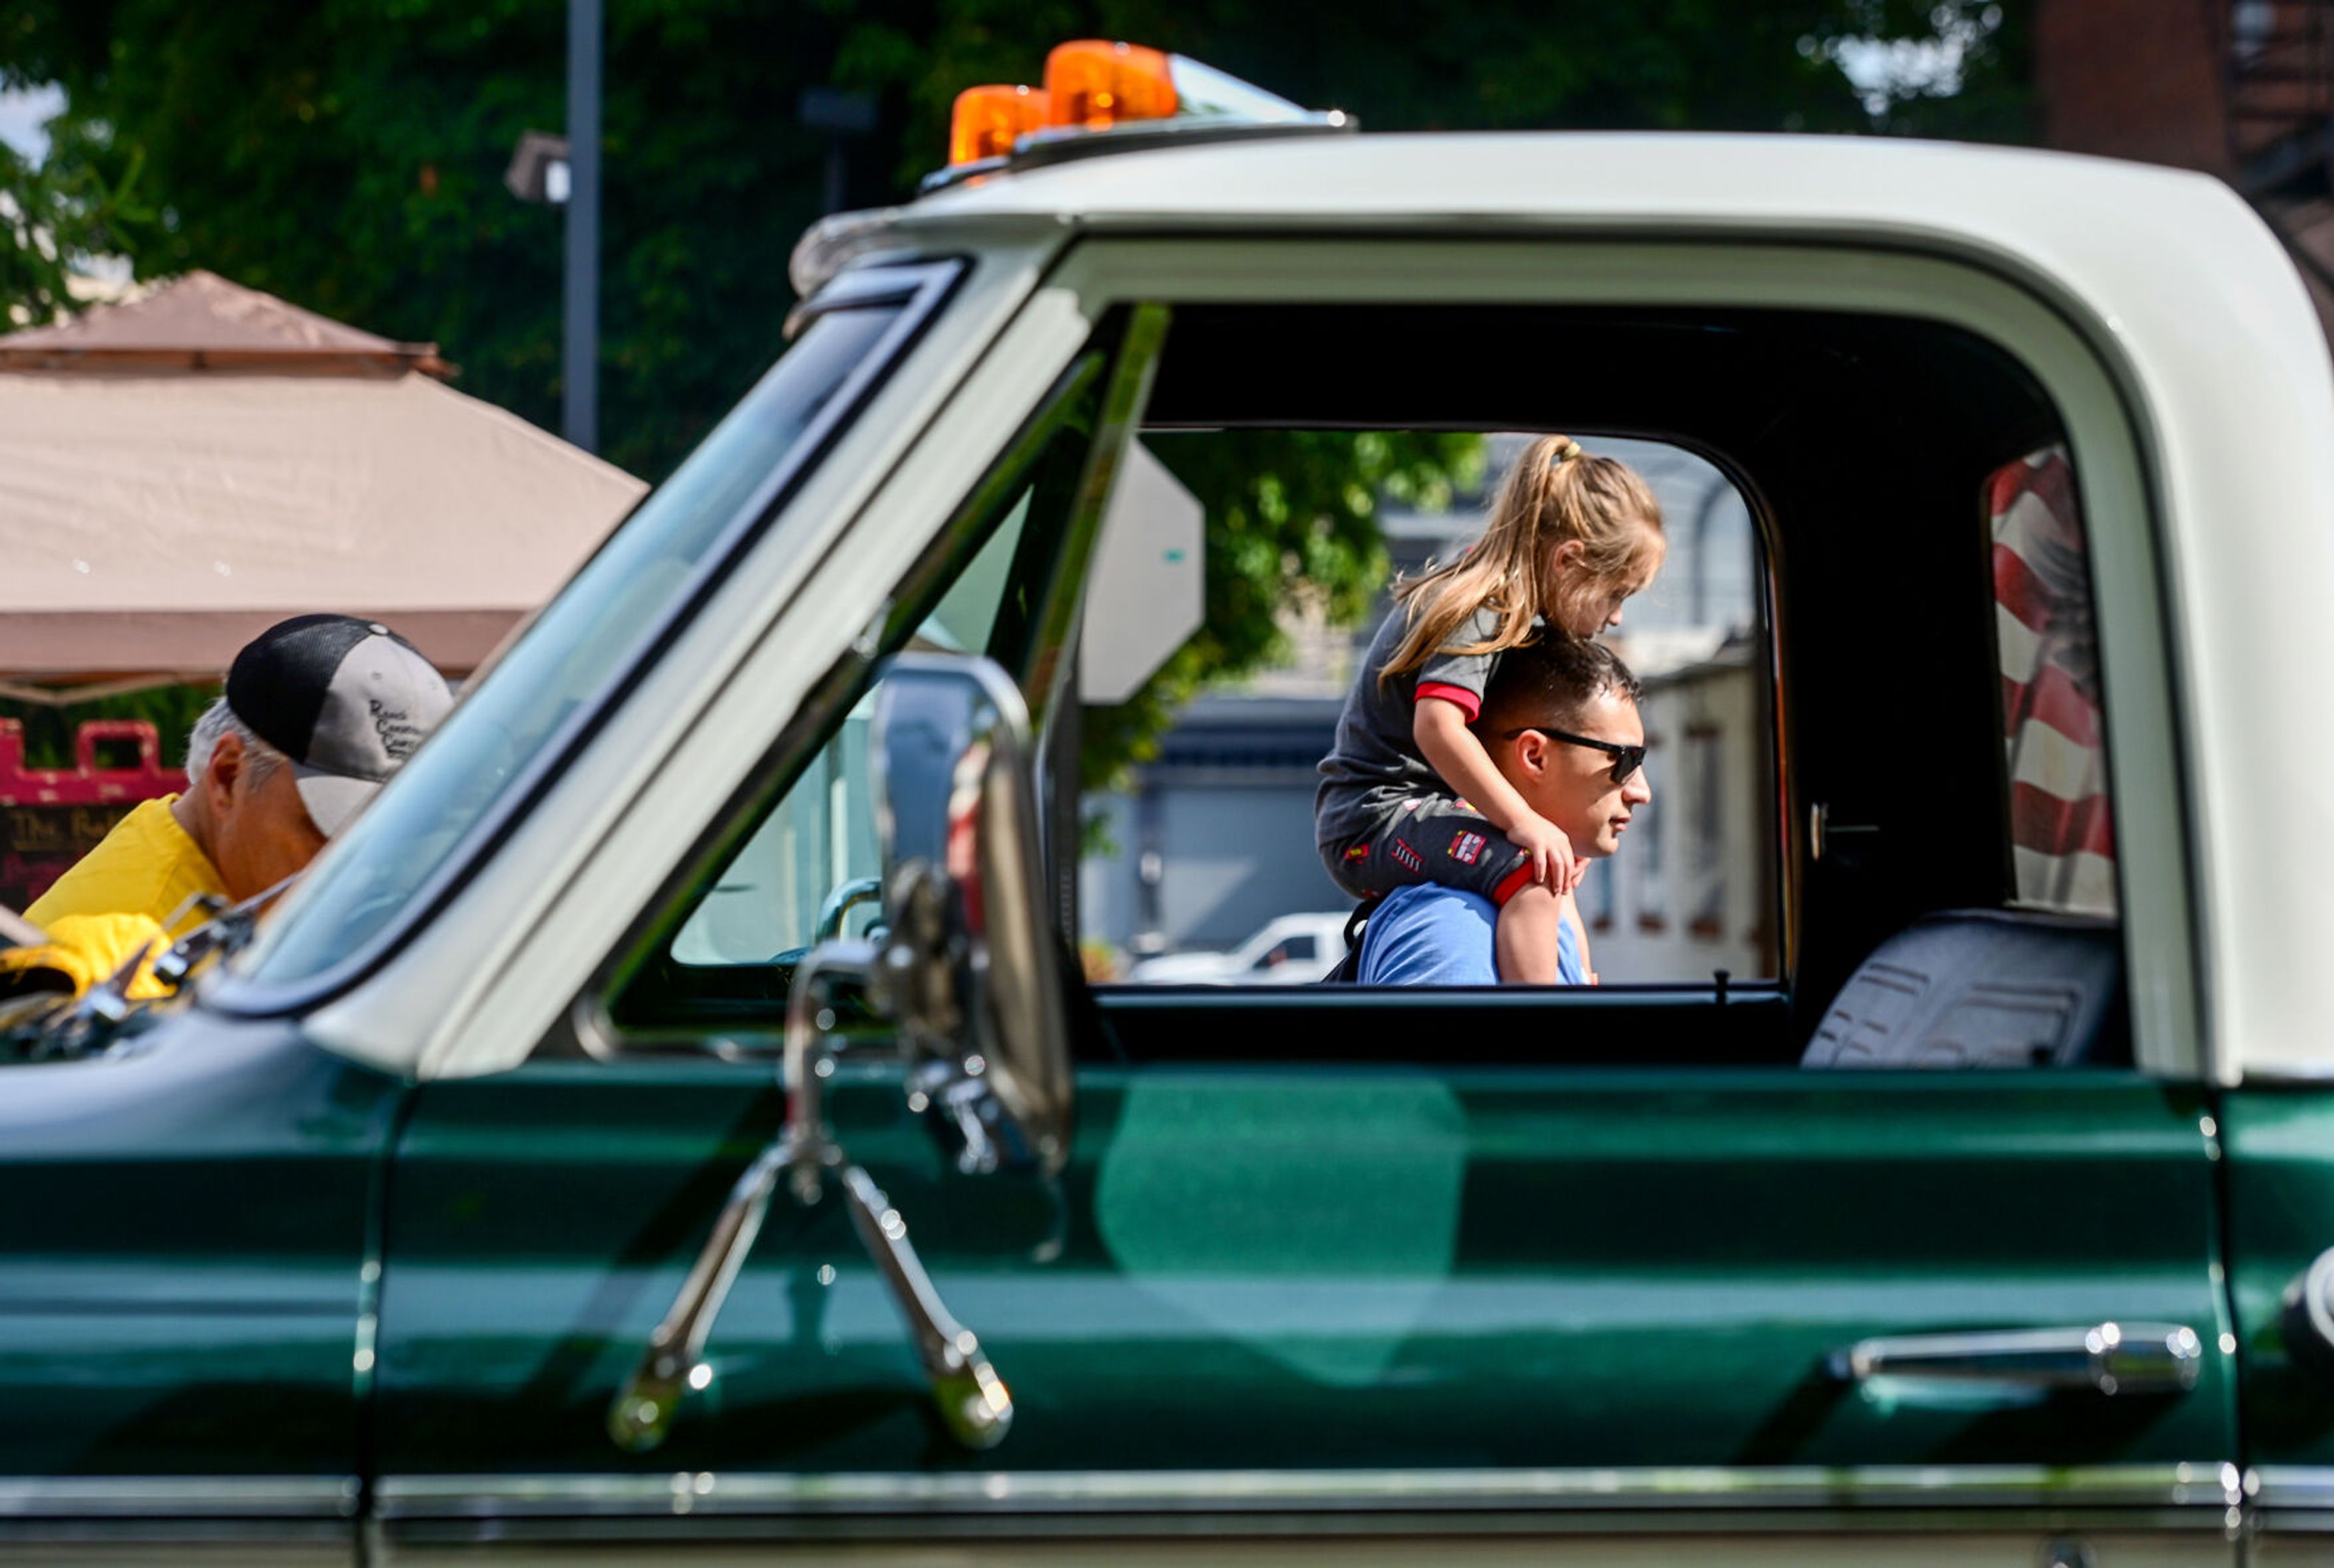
left=1474, top=635, right=1644, bottom=736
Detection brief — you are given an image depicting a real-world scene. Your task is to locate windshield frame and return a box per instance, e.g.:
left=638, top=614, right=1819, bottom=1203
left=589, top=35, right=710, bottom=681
left=206, top=258, right=966, bottom=1019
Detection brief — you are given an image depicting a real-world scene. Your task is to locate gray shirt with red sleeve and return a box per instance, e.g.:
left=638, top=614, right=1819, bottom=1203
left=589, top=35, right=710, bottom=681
left=1315, top=605, right=1507, bottom=851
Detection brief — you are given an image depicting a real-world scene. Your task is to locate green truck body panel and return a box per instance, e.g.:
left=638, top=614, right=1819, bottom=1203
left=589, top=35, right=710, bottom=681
left=2214, top=1088, right=2334, bottom=1468
left=372, top=1057, right=2236, bottom=1476
left=0, top=1019, right=399, bottom=1476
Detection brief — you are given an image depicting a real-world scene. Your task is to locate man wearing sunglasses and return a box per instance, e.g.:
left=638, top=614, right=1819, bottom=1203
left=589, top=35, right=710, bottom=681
left=1355, top=635, right=1652, bottom=985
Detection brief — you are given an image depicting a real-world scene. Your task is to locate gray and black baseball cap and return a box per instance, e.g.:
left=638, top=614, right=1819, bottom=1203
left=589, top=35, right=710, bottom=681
left=225, top=614, right=454, bottom=836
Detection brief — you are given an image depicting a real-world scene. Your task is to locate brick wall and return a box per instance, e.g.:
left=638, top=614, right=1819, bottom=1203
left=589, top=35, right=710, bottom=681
left=2036, top=0, right=2233, bottom=174
left=2034, top=1, right=2334, bottom=341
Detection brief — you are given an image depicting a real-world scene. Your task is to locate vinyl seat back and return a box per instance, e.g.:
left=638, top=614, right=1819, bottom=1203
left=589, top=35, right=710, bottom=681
left=1801, top=909, right=2127, bottom=1068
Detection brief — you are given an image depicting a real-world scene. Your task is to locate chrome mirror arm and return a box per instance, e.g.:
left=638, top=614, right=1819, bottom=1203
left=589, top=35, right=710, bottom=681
left=605, top=1130, right=805, bottom=1453
left=607, top=941, right=872, bottom=1453
left=608, top=910, right=1019, bottom=1453
left=909, top=1058, right=1005, bottom=1175
left=813, top=876, right=884, bottom=942
left=838, top=1165, right=1013, bottom=1448
left=778, top=940, right=880, bottom=1203
left=606, top=651, right=1071, bottom=1459
left=781, top=902, right=1013, bottom=1446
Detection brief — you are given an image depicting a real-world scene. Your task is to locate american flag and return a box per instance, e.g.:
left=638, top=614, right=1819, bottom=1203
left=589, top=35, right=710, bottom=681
left=1989, top=445, right=2117, bottom=916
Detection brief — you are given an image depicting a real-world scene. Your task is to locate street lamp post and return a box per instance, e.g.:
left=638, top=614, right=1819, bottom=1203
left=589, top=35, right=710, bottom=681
left=798, top=88, right=876, bottom=215
left=564, top=0, right=601, bottom=455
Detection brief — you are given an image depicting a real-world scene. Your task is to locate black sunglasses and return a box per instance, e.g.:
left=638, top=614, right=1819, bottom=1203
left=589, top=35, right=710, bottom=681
left=1500, top=725, right=1647, bottom=785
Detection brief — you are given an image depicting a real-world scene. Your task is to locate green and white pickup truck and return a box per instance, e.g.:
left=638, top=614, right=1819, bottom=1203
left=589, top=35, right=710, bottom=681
left=8, top=48, right=2334, bottom=1567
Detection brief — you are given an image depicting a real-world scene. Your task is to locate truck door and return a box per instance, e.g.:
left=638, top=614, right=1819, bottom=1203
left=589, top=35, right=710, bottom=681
left=0, top=1015, right=388, bottom=1564
left=371, top=281, right=2236, bottom=1566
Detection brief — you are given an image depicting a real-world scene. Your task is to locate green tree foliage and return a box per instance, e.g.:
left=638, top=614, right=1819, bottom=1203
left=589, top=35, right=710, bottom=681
left=0, top=108, right=156, bottom=329
left=0, top=30, right=188, bottom=775
left=9, top=0, right=2029, bottom=475
left=855, top=0, right=2028, bottom=188
left=8, top=0, right=849, bottom=481
left=1798, top=2, right=2028, bottom=140
left=4, top=0, right=2028, bottom=787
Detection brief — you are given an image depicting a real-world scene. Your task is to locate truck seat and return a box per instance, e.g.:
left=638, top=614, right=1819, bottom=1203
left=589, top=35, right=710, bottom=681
left=1800, top=909, right=2128, bottom=1068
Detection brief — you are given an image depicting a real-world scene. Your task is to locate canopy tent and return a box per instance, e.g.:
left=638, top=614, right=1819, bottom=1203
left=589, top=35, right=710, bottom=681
left=0, top=272, right=646, bottom=686
left=0, top=268, right=455, bottom=376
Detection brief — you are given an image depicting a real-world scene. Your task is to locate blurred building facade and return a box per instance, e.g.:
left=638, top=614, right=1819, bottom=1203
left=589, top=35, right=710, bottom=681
left=1569, top=639, right=1771, bottom=986
left=2038, top=0, right=2334, bottom=335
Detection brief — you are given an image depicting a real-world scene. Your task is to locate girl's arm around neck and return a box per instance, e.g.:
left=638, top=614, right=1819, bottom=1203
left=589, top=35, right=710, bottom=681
left=1415, top=696, right=1580, bottom=892
left=1413, top=696, right=1537, bottom=836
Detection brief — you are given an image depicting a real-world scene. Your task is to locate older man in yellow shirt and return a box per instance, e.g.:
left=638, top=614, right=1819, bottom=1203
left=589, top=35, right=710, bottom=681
left=1, top=615, right=452, bottom=999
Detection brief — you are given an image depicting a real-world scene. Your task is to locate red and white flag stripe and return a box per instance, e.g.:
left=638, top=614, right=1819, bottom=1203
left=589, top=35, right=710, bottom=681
left=1990, top=445, right=2116, bottom=916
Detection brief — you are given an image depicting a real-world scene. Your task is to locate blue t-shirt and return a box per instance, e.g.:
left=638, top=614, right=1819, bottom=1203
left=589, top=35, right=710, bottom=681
left=1355, top=882, right=1586, bottom=985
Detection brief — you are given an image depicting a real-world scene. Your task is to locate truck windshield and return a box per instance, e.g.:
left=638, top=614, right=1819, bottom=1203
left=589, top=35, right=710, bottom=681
left=232, top=294, right=926, bottom=994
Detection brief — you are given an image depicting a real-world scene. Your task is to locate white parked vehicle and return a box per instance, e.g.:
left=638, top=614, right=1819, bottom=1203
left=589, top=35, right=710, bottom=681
left=1125, top=912, right=1354, bottom=985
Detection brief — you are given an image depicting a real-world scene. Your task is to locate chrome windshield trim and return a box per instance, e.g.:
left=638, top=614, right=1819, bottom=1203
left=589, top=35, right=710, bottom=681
left=378, top=1463, right=2240, bottom=1519
left=2234, top=1065, right=2334, bottom=1083
left=2248, top=1465, right=2334, bottom=1513
left=0, top=1476, right=359, bottom=1518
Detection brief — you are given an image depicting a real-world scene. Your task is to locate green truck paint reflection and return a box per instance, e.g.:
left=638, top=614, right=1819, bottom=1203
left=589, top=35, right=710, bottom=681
left=1, top=1020, right=2285, bottom=1543
left=374, top=1064, right=2234, bottom=1476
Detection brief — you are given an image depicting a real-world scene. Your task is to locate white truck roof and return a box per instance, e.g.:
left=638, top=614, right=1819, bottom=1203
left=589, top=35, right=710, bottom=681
left=815, top=131, right=2334, bottom=1081
left=838, top=131, right=2248, bottom=261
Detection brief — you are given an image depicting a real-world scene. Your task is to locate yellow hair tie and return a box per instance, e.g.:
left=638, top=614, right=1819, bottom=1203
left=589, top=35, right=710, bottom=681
left=1550, top=438, right=1584, bottom=466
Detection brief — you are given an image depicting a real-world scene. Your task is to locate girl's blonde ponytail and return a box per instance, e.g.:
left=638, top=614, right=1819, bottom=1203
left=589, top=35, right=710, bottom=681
left=1379, top=434, right=1664, bottom=683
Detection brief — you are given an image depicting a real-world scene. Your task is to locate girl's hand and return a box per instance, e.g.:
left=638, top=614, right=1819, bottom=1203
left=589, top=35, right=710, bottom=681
left=1507, top=813, right=1578, bottom=893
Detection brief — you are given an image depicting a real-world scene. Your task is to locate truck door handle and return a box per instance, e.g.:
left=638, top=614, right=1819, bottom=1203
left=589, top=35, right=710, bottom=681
left=1833, top=1322, right=2205, bottom=1395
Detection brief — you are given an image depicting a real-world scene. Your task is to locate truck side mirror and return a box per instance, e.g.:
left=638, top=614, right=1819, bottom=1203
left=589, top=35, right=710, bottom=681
left=608, top=653, right=1072, bottom=1454
left=869, top=654, right=1073, bottom=1177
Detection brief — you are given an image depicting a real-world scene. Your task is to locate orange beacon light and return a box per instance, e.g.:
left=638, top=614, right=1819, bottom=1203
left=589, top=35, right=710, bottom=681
left=949, top=84, right=1047, bottom=167
left=921, top=43, right=1346, bottom=190
left=1045, top=40, right=1179, bottom=130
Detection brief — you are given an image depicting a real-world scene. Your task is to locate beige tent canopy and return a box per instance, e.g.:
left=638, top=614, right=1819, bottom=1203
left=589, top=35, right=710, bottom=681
left=0, top=272, right=647, bottom=686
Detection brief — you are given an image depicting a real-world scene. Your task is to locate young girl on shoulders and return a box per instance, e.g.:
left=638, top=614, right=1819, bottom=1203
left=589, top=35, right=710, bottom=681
left=1316, top=435, right=1665, bottom=982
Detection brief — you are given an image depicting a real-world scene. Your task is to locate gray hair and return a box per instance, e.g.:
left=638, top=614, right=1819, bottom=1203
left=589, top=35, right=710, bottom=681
left=185, top=697, right=286, bottom=791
